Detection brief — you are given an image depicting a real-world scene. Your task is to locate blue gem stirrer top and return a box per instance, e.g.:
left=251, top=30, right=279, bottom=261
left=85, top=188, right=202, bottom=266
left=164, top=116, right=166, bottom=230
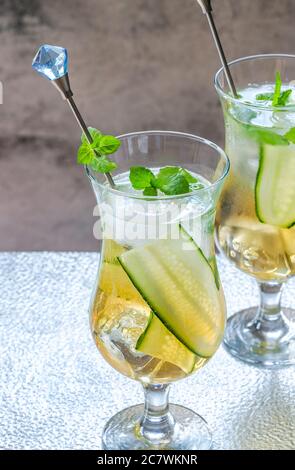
left=32, top=44, right=115, bottom=188
left=32, top=44, right=68, bottom=81
left=196, top=1, right=237, bottom=98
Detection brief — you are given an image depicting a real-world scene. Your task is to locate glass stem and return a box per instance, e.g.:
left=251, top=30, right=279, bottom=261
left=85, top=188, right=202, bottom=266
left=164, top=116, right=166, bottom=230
left=259, top=282, right=283, bottom=320
left=138, top=384, right=175, bottom=445
left=253, top=282, right=289, bottom=346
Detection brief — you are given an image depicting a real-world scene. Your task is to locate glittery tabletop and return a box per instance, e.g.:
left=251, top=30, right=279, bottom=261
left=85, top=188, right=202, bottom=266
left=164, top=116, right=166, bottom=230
left=0, top=252, right=294, bottom=450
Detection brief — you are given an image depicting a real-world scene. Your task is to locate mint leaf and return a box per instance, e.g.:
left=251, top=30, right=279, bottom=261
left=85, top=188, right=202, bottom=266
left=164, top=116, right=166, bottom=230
left=77, top=142, right=94, bottom=164
left=129, top=166, right=155, bottom=190
left=77, top=127, right=120, bottom=174
left=247, top=127, right=289, bottom=146
left=272, top=71, right=282, bottom=106
left=159, top=173, right=189, bottom=195
left=129, top=165, right=199, bottom=196
left=81, top=127, right=102, bottom=146
left=91, top=155, right=118, bottom=173
left=179, top=168, right=198, bottom=184
left=154, top=167, right=201, bottom=195
left=154, top=167, right=180, bottom=186
left=143, top=186, right=158, bottom=196
left=154, top=167, right=198, bottom=185
left=155, top=168, right=190, bottom=195
left=256, top=92, right=274, bottom=101
left=98, top=135, right=121, bottom=155
left=284, top=127, right=295, bottom=143
left=256, top=89, right=292, bottom=106
left=278, top=89, right=292, bottom=106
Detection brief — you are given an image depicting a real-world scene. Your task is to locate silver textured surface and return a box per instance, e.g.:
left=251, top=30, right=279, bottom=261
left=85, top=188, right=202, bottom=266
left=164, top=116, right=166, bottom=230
left=0, top=252, right=294, bottom=450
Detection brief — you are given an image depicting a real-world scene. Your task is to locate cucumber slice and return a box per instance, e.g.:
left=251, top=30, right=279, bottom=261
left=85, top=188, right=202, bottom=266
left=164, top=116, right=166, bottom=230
left=208, top=256, right=220, bottom=290
left=136, top=313, right=196, bottom=374
left=100, top=260, right=197, bottom=372
left=118, top=238, right=224, bottom=357
left=179, top=224, right=220, bottom=289
left=255, top=144, right=295, bottom=228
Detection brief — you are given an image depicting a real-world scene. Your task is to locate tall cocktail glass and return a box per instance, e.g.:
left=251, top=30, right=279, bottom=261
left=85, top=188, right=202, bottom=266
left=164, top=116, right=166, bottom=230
left=87, top=131, right=229, bottom=449
left=215, top=54, right=295, bottom=367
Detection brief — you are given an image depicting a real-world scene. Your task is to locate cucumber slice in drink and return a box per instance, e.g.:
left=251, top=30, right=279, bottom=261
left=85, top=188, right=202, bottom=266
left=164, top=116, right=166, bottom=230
left=118, top=238, right=224, bottom=357
left=100, top=260, right=197, bottom=373
left=136, top=313, right=197, bottom=374
left=179, top=224, right=220, bottom=289
left=255, top=144, right=295, bottom=228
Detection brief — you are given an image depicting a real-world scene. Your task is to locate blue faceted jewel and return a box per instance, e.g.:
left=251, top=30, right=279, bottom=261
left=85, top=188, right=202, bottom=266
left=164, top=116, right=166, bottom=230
left=32, top=44, right=68, bottom=80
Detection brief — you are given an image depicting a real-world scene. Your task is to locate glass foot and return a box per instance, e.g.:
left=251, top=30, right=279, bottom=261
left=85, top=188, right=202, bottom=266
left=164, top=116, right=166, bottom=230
left=224, top=307, right=295, bottom=368
left=102, top=404, right=212, bottom=450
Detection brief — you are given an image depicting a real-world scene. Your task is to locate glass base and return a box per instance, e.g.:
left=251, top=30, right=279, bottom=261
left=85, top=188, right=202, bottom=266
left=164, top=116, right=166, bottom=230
left=224, top=307, right=295, bottom=368
left=102, top=404, right=212, bottom=450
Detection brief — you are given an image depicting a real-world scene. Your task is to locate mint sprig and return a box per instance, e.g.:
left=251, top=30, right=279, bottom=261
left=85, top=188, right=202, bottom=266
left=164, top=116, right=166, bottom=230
left=155, top=168, right=189, bottom=195
left=143, top=187, right=158, bottom=196
left=77, top=127, right=120, bottom=174
left=255, top=72, right=293, bottom=107
left=129, top=167, right=156, bottom=190
left=277, top=89, right=292, bottom=106
left=256, top=92, right=274, bottom=101
left=272, top=71, right=282, bottom=106
left=247, top=127, right=289, bottom=146
left=284, top=127, right=295, bottom=143
left=129, top=166, right=204, bottom=196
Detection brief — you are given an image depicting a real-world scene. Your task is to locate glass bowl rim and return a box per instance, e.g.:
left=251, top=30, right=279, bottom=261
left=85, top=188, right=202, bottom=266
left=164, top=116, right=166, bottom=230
left=86, top=130, right=230, bottom=201
left=214, top=53, right=295, bottom=112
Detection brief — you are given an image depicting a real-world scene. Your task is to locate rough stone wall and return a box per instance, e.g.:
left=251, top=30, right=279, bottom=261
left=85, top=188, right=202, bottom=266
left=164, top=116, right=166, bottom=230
left=0, top=0, right=294, bottom=250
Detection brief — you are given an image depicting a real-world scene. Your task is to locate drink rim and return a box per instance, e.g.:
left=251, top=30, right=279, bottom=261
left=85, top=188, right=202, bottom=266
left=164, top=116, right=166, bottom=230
left=86, top=130, right=230, bottom=201
left=214, top=53, right=295, bottom=111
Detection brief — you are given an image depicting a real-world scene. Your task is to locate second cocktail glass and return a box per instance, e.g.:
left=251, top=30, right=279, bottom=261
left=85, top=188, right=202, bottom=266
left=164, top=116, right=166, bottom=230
left=87, top=131, right=229, bottom=449
left=215, top=54, right=295, bottom=367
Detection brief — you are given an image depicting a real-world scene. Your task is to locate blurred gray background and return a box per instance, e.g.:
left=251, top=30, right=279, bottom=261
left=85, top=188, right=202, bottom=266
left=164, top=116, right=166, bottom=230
left=1, top=0, right=294, bottom=250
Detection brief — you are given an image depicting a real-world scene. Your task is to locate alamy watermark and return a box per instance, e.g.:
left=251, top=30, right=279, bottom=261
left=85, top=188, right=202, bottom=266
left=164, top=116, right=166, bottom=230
left=93, top=200, right=214, bottom=250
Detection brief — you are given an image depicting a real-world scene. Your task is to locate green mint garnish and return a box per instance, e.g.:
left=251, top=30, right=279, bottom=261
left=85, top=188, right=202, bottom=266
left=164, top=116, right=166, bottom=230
left=256, top=92, right=274, bottom=101
left=179, top=168, right=198, bottom=184
left=129, top=166, right=157, bottom=191
left=98, top=135, right=121, bottom=155
left=272, top=71, right=282, bottom=106
left=143, top=186, right=158, bottom=196
left=154, top=168, right=190, bottom=195
left=91, top=155, right=118, bottom=173
left=247, top=127, right=289, bottom=146
left=81, top=127, right=101, bottom=145
left=277, top=89, right=292, bottom=106
left=284, top=127, right=295, bottom=143
left=255, top=72, right=292, bottom=106
left=257, top=90, right=292, bottom=106
left=77, top=127, right=120, bottom=174
left=129, top=166, right=204, bottom=196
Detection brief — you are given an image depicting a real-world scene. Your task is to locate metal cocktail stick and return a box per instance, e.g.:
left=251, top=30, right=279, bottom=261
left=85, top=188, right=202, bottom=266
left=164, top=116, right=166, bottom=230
left=32, top=45, right=115, bottom=188
left=54, top=78, right=116, bottom=188
left=196, top=0, right=238, bottom=97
